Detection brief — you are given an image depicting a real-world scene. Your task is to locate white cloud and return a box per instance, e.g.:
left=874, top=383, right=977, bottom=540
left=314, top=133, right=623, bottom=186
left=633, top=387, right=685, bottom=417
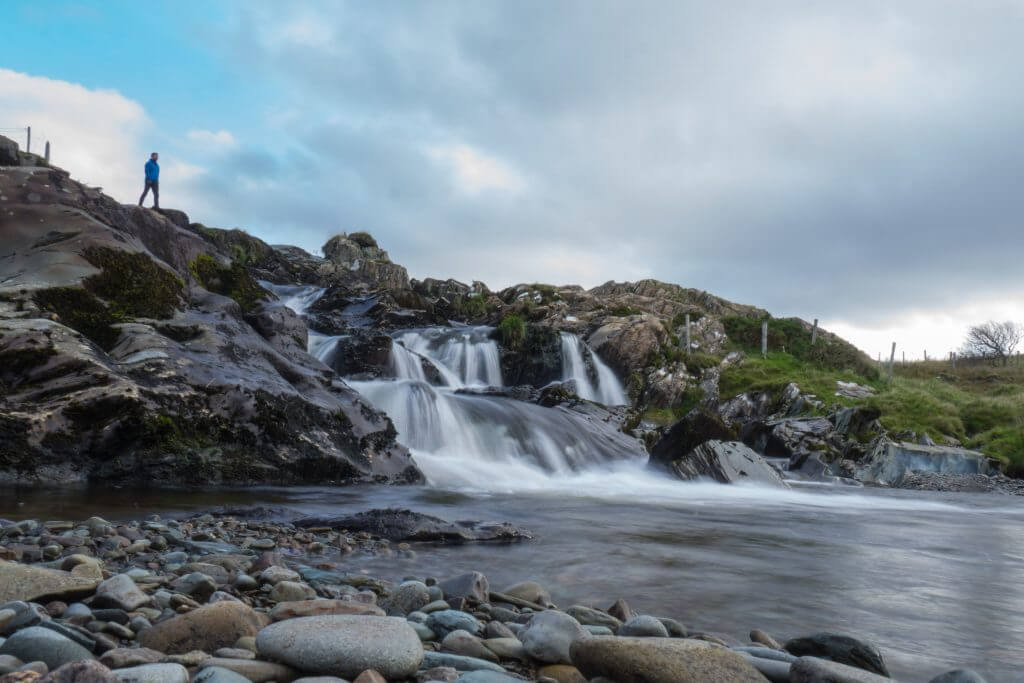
left=427, top=143, right=526, bottom=194
left=186, top=129, right=238, bottom=148
left=0, top=68, right=150, bottom=202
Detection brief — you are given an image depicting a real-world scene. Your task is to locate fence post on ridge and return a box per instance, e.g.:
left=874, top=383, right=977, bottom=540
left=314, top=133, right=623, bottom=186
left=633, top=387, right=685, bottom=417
left=44, top=141, right=50, bottom=164
left=26, top=126, right=31, bottom=154
left=685, top=313, right=691, bottom=356
left=761, top=321, right=768, bottom=358
left=888, top=342, right=896, bottom=382
left=811, top=318, right=818, bottom=345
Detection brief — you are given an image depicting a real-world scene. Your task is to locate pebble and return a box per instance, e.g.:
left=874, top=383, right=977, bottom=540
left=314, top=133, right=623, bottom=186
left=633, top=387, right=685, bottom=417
left=500, top=582, right=552, bottom=607
left=619, top=615, right=669, bottom=638
left=426, top=611, right=482, bottom=639
left=564, top=606, right=620, bottom=631
left=197, top=658, right=299, bottom=683
left=437, top=573, right=489, bottom=604
left=268, top=582, right=316, bottom=603
left=191, top=666, right=252, bottom=683
left=94, top=576, right=150, bottom=612
left=571, top=637, right=767, bottom=683
left=169, top=574, right=216, bottom=602
left=519, top=610, right=586, bottom=665
left=440, top=630, right=497, bottom=663
left=790, top=656, right=891, bottom=683
left=138, top=602, right=265, bottom=655
left=420, top=652, right=506, bottom=673
left=255, top=615, right=423, bottom=679
left=111, top=663, right=189, bottom=683
left=452, top=672, right=523, bottom=683
left=270, top=600, right=383, bottom=621
left=784, top=633, right=888, bottom=677
left=0, top=626, right=96, bottom=670
left=741, top=654, right=791, bottom=683
left=385, top=582, right=431, bottom=617
left=750, top=629, right=782, bottom=649
left=99, top=649, right=164, bottom=669
left=480, top=638, right=524, bottom=662
left=536, top=665, right=586, bottom=683
left=928, top=670, right=989, bottom=683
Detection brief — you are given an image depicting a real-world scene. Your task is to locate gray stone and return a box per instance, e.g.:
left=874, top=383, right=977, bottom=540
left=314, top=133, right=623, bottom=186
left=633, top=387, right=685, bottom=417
left=784, top=634, right=888, bottom=676
left=0, top=626, right=95, bottom=670
left=791, top=657, right=891, bottom=683
left=500, top=582, right=552, bottom=608
left=426, top=611, right=482, bottom=638
left=112, top=663, right=189, bottom=683
left=481, top=638, right=525, bottom=662
left=855, top=440, right=995, bottom=486
left=661, top=440, right=789, bottom=487
left=734, top=647, right=797, bottom=663
left=437, top=573, right=489, bottom=604
left=422, top=601, right=450, bottom=614
left=453, top=672, right=524, bottom=683
left=563, top=606, right=621, bottom=631
left=260, top=567, right=300, bottom=585
left=420, top=652, right=506, bottom=673
left=255, top=615, right=423, bottom=679
left=484, top=622, right=515, bottom=640
left=619, top=615, right=669, bottom=638
left=440, top=630, right=497, bottom=663
left=386, top=582, right=431, bottom=617
left=571, top=637, right=767, bottom=683
left=0, top=563, right=99, bottom=606
left=741, top=654, right=791, bottom=683
left=519, top=610, right=586, bottom=665
left=99, top=649, right=164, bottom=669
left=94, top=576, right=150, bottom=612
left=191, top=666, right=252, bottom=683
left=928, top=671, right=988, bottom=683
left=169, top=574, right=215, bottom=602
left=581, top=625, right=614, bottom=636
left=269, top=581, right=316, bottom=603
left=0, top=655, right=24, bottom=674
left=411, top=623, right=437, bottom=642
left=196, top=658, right=298, bottom=683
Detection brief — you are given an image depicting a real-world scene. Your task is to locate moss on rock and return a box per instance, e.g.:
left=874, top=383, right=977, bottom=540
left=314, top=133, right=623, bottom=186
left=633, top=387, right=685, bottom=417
left=189, top=253, right=270, bottom=313
left=33, top=287, right=122, bottom=350
left=82, top=246, right=184, bottom=319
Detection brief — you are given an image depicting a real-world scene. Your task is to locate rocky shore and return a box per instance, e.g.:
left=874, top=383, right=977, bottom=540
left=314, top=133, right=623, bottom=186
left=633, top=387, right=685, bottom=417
left=0, top=511, right=990, bottom=683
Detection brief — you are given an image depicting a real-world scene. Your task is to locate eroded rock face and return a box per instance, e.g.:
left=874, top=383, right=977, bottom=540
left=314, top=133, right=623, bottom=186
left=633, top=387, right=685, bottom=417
left=854, top=440, right=997, bottom=486
left=0, top=165, right=421, bottom=486
left=658, top=440, right=788, bottom=487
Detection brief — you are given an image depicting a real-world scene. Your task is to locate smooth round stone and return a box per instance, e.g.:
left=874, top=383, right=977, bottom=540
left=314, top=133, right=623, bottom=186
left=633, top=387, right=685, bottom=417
left=426, top=611, right=482, bottom=638
left=582, top=625, right=613, bottom=636
left=197, top=658, right=298, bottom=683
left=411, top=623, right=436, bottom=642
left=0, top=626, right=95, bottom=670
left=733, top=647, right=796, bottom=663
left=94, top=575, right=150, bottom=612
left=440, top=631, right=496, bottom=663
left=500, top=582, right=552, bottom=607
left=790, top=657, right=891, bottom=683
left=437, top=573, right=489, bottom=604
left=658, top=617, right=687, bottom=638
left=453, top=672, right=523, bottom=683
left=293, top=678, right=350, bottom=683
left=0, top=610, right=15, bottom=631
left=481, top=638, right=525, bottom=662
left=571, top=637, right=767, bottom=683
left=386, top=582, right=431, bottom=617
left=269, top=581, right=316, bottom=602
left=259, top=567, right=299, bottom=585
left=784, top=634, right=888, bottom=677
left=193, top=666, right=257, bottom=683
left=234, top=575, right=258, bottom=592
left=420, top=652, right=506, bottom=673
left=421, top=601, right=450, bottom=614
left=214, top=649, right=255, bottom=660
left=255, top=615, right=423, bottom=679
left=484, top=622, right=515, bottom=640
left=536, top=665, right=587, bottom=683
left=170, top=574, right=215, bottom=602
left=0, top=655, right=24, bottom=674
left=112, top=663, right=189, bottom=683
left=619, top=615, right=670, bottom=638
left=564, top=606, right=620, bottom=631
left=407, top=612, right=428, bottom=625
left=741, top=654, right=791, bottom=683
left=519, top=611, right=586, bottom=665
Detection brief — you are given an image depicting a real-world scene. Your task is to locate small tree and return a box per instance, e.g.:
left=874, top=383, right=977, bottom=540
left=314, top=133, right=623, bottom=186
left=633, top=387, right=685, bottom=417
left=961, top=320, right=1023, bottom=365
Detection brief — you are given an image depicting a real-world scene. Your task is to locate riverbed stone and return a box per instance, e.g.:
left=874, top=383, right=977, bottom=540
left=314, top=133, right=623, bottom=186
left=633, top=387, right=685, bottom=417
left=536, top=665, right=586, bottom=683
left=619, top=615, right=669, bottom=638
left=452, top=672, right=522, bottom=683
left=928, top=671, right=988, bottom=683
left=791, top=656, right=891, bottom=683
left=785, top=634, right=888, bottom=676
left=437, top=574, right=488, bottom=604
left=259, top=567, right=300, bottom=586
left=520, top=611, right=586, bottom=665
left=563, top=606, right=620, bottom=631
left=500, top=582, right=552, bottom=608
left=98, top=650, right=163, bottom=670
left=385, top=582, right=431, bottom=617
left=269, top=582, right=316, bottom=603
left=0, top=627, right=94, bottom=670
left=197, top=658, right=298, bottom=683
left=741, top=654, right=791, bottom=683
left=39, top=660, right=118, bottom=683
left=0, top=655, right=24, bottom=674
left=110, top=664, right=188, bottom=683
left=191, top=667, right=251, bottom=683
left=270, top=601, right=384, bottom=622
left=420, top=653, right=505, bottom=673
left=93, top=576, right=149, bottom=613
left=255, top=615, right=422, bottom=679
left=426, top=611, right=482, bottom=639
left=570, top=637, right=766, bottom=683
left=440, top=631, right=496, bottom=663
left=169, top=574, right=215, bottom=603
left=351, top=669, right=386, bottom=683
left=483, top=622, right=515, bottom=640
left=0, top=563, right=99, bottom=605
left=138, top=602, right=265, bottom=655
left=750, top=629, right=783, bottom=650
left=734, top=647, right=797, bottom=663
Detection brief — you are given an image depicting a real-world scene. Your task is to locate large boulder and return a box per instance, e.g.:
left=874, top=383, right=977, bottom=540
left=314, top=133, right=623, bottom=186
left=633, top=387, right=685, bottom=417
left=657, top=440, right=788, bottom=487
left=320, top=234, right=410, bottom=292
left=0, top=167, right=421, bottom=486
left=784, top=633, right=888, bottom=676
left=138, top=602, right=266, bottom=654
left=586, top=315, right=668, bottom=378
left=0, top=135, right=20, bottom=166
left=854, top=440, right=997, bottom=486
left=649, top=410, right=736, bottom=473
left=0, top=561, right=99, bottom=604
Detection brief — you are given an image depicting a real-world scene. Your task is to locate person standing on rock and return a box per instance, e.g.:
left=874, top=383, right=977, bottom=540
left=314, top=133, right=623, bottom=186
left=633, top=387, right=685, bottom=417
left=138, top=152, right=160, bottom=209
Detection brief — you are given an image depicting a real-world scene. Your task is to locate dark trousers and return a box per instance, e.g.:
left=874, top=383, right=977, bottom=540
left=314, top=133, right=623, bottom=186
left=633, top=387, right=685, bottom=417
left=139, top=179, right=159, bottom=208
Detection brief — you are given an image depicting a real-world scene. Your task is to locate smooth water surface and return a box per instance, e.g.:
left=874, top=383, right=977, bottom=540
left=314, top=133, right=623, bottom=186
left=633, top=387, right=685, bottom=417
left=3, top=477, right=1023, bottom=681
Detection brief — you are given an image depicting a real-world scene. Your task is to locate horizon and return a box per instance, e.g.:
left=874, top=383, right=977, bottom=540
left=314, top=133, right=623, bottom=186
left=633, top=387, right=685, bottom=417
left=3, top=1, right=1023, bottom=361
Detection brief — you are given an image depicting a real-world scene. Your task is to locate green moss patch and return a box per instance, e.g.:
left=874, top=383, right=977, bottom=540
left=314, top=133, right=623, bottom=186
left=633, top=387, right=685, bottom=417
left=33, top=287, right=122, bottom=350
left=189, top=253, right=270, bottom=313
left=82, top=247, right=184, bottom=319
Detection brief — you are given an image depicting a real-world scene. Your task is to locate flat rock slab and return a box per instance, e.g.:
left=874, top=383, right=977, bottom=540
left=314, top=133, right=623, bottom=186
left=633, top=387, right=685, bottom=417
left=293, top=509, right=531, bottom=544
left=570, top=636, right=767, bottom=683
left=255, top=615, right=422, bottom=680
left=0, top=626, right=95, bottom=670
left=0, top=561, right=99, bottom=604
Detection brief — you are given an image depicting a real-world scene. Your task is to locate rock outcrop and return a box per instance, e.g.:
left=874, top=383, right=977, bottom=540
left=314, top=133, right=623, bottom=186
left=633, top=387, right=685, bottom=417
left=653, top=439, right=788, bottom=487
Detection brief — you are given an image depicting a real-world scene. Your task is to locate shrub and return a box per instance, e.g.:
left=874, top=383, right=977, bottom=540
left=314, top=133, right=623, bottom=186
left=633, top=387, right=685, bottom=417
left=498, top=314, right=526, bottom=350
left=347, top=231, right=378, bottom=248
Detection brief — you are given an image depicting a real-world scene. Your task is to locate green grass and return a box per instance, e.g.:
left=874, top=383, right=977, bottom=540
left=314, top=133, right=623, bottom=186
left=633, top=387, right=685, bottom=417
left=719, top=352, right=874, bottom=409
left=497, top=314, right=526, bottom=350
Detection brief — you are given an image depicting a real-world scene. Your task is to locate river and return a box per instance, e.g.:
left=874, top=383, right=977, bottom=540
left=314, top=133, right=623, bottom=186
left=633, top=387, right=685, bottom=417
left=3, top=476, right=1022, bottom=681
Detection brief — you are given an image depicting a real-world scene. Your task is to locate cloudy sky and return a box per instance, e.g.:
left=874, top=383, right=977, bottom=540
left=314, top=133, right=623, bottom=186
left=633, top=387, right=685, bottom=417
left=3, top=0, right=1024, bottom=360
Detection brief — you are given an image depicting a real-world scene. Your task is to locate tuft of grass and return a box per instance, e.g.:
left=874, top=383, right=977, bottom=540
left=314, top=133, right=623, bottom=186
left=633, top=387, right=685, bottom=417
left=719, top=352, right=871, bottom=409
left=347, top=231, right=378, bottom=249
left=498, top=314, right=526, bottom=350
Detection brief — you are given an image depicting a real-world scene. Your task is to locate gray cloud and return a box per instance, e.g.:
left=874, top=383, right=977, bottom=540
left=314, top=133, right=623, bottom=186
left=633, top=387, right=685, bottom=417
left=181, top=1, right=1024, bottom=325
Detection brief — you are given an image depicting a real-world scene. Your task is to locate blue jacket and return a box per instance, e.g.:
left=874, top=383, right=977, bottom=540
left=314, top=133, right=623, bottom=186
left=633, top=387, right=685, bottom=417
left=145, top=159, right=159, bottom=181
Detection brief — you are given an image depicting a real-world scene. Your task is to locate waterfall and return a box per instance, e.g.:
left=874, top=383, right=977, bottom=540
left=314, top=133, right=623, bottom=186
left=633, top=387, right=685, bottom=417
left=392, top=328, right=502, bottom=388
left=559, top=332, right=628, bottom=406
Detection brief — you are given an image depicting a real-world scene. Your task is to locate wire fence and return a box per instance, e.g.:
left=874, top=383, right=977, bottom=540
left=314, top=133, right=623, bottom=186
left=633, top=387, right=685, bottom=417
left=0, top=126, right=52, bottom=161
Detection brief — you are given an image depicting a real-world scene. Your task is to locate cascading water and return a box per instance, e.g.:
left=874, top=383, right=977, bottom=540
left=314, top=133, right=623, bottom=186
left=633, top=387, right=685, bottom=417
left=559, top=332, right=628, bottom=406
left=263, top=282, right=644, bottom=488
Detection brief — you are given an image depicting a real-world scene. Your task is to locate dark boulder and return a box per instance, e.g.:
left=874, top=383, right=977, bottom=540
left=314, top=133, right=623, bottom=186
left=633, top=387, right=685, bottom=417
left=649, top=410, right=737, bottom=472
left=784, top=633, right=888, bottom=677
left=656, top=440, right=788, bottom=487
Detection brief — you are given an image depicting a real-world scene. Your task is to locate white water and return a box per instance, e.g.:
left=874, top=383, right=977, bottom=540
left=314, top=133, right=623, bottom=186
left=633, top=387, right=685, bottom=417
left=559, top=332, right=628, bottom=406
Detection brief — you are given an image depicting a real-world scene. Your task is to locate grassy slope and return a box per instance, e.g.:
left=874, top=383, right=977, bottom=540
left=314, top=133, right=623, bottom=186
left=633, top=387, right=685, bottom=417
left=657, top=316, right=1024, bottom=476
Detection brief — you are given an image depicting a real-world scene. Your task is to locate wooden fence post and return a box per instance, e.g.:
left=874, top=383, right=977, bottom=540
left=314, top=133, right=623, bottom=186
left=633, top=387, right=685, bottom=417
left=26, top=126, right=31, bottom=154
left=761, top=321, right=768, bottom=358
left=44, top=141, right=50, bottom=164
left=811, top=318, right=818, bottom=345
left=902, top=351, right=905, bottom=365
left=684, top=314, right=691, bottom=356
left=952, top=351, right=957, bottom=369
left=888, top=342, right=896, bottom=381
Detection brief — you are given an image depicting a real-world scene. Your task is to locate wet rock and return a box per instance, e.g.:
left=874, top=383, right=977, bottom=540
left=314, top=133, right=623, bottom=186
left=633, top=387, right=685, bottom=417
left=419, top=653, right=505, bottom=673
left=351, top=671, right=386, bottom=683
left=657, top=440, right=788, bottom=487
left=520, top=611, right=586, bottom=665
left=190, top=667, right=250, bottom=683
left=499, top=583, right=551, bottom=608
left=450, top=672, right=522, bottom=683
left=563, top=607, right=620, bottom=631
left=854, top=440, right=996, bottom=487
left=790, top=656, right=891, bottom=682
left=741, top=655, right=790, bottom=683
left=483, top=623, right=515, bottom=640
left=0, top=656, right=23, bottom=675
left=438, top=574, right=488, bottom=604
left=619, top=615, right=669, bottom=638
left=138, top=602, right=265, bottom=655
left=384, top=582, right=431, bottom=617
left=426, top=612, right=482, bottom=639
left=39, top=660, right=118, bottom=683
left=294, top=510, right=531, bottom=544
left=97, top=651, right=162, bottom=671
left=570, top=637, right=766, bottom=683
left=259, top=567, right=300, bottom=586
left=270, top=600, right=384, bottom=621
left=269, top=582, right=315, bottom=603
left=480, top=639, right=524, bottom=662
left=0, top=628, right=94, bottom=670
left=536, top=665, right=587, bottom=683
left=93, top=577, right=149, bottom=613
left=784, top=633, right=888, bottom=676
left=255, top=615, right=422, bottom=679
left=109, top=664, right=188, bottom=683
left=440, top=631, right=496, bottom=663
left=196, top=659, right=298, bottom=683
left=606, top=599, right=634, bottom=622
left=0, top=563, right=99, bottom=605
left=168, top=574, right=215, bottom=603
left=733, top=647, right=796, bottom=663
